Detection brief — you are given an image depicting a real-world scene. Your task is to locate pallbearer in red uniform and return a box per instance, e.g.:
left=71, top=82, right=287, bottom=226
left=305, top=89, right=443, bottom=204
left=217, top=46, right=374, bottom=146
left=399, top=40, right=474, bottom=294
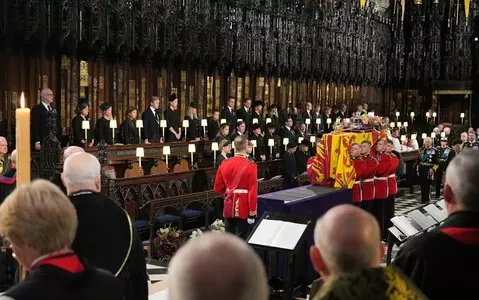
left=384, top=139, right=400, bottom=239
left=360, top=140, right=378, bottom=212
left=350, top=143, right=367, bottom=206
left=214, top=135, right=258, bottom=239
left=372, top=138, right=391, bottom=239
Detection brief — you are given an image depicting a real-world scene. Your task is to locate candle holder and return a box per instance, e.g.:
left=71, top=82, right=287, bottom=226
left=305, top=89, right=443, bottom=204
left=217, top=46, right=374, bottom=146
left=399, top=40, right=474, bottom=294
left=432, top=112, right=437, bottom=124
left=183, top=119, right=189, bottom=140
left=266, top=118, right=272, bottom=124
left=211, top=142, right=219, bottom=165
left=136, top=147, right=145, bottom=170
left=201, top=119, right=207, bottom=137
left=188, top=144, right=196, bottom=166
left=110, top=119, right=117, bottom=144
left=252, top=118, right=259, bottom=124
left=250, top=140, right=257, bottom=158
left=160, top=120, right=167, bottom=138
left=460, top=113, right=465, bottom=125
left=163, top=145, right=170, bottom=171
left=268, top=139, right=274, bottom=159
left=309, top=135, right=316, bottom=147
left=136, top=120, right=143, bottom=143
left=395, top=111, right=400, bottom=122
left=298, top=137, right=304, bottom=144
left=220, top=118, right=227, bottom=125
left=82, top=120, right=90, bottom=145
left=410, top=112, right=415, bottom=124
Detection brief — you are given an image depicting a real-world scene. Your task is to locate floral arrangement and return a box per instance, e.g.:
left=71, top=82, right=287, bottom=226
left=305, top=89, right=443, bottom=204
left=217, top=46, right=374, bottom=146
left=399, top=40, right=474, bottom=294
left=189, top=219, right=226, bottom=240
left=153, top=224, right=184, bottom=262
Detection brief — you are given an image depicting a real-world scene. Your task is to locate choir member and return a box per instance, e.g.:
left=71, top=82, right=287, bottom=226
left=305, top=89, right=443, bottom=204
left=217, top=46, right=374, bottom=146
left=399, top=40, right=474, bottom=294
left=215, top=124, right=230, bottom=143
left=71, top=99, right=94, bottom=147
left=214, top=136, right=258, bottom=239
left=94, top=103, right=114, bottom=145
left=0, top=180, right=123, bottom=300
left=142, top=96, right=161, bottom=144
left=164, top=94, right=181, bottom=142
left=372, top=139, right=391, bottom=239
left=207, top=109, right=221, bottom=140
left=217, top=139, right=232, bottom=166
left=249, top=123, right=266, bottom=162
left=384, top=139, right=400, bottom=239
left=220, top=97, right=237, bottom=129
left=231, top=121, right=247, bottom=140
left=184, top=102, right=200, bottom=141
left=119, top=107, right=139, bottom=145
left=350, top=143, right=367, bottom=206
left=31, top=88, right=59, bottom=150
left=236, top=98, right=252, bottom=132
left=360, top=140, right=378, bottom=212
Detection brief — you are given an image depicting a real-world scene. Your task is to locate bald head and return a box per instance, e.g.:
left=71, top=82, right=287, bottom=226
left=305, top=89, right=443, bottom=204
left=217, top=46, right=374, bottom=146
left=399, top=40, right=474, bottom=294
left=10, top=150, right=17, bottom=167
left=444, top=150, right=479, bottom=213
left=63, top=146, right=85, bottom=161
left=169, top=233, right=268, bottom=300
left=61, top=153, right=101, bottom=195
left=40, top=88, right=54, bottom=105
left=312, top=205, right=382, bottom=277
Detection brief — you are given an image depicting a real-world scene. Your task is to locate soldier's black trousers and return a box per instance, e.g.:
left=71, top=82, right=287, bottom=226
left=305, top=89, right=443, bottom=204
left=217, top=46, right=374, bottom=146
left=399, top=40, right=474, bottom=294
left=435, top=169, right=444, bottom=197
left=225, top=218, right=249, bottom=240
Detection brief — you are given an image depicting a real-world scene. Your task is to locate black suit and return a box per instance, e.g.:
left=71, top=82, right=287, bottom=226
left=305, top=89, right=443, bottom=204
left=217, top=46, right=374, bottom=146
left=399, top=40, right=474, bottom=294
left=220, top=107, right=237, bottom=129
left=236, top=107, right=252, bottom=131
left=207, top=118, right=220, bottom=140
left=31, top=103, right=59, bottom=147
left=141, top=108, right=161, bottom=143
left=279, top=126, right=297, bottom=142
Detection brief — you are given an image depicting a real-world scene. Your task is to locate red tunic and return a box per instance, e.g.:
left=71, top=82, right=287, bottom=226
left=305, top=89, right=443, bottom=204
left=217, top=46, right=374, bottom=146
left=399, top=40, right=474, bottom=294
left=375, top=152, right=391, bottom=199
left=361, top=155, right=378, bottom=201
left=387, top=153, right=400, bottom=196
left=214, top=155, right=258, bottom=219
left=352, top=157, right=367, bottom=203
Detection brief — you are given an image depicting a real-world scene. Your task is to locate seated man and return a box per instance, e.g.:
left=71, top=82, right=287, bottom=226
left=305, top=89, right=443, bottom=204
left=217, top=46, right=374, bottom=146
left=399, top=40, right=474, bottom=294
left=310, top=205, right=425, bottom=300
left=50, top=146, right=85, bottom=194
left=169, top=232, right=269, bottom=300
left=0, top=180, right=123, bottom=300
left=0, top=150, right=16, bottom=204
left=62, top=153, right=148, bottom=300
left=394, top=150, right=479, bottom=299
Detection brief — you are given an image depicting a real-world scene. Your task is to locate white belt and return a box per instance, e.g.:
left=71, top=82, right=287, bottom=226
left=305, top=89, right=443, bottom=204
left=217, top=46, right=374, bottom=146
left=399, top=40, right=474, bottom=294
left=388, top=174, right=396, bottom=178
left=375, top=177, right=388, bottom=180
left=363, top=178, right=374, bottom=183
left=354, top=181, right=361, bottom=184
left=232, top=189, right=248, bottom=194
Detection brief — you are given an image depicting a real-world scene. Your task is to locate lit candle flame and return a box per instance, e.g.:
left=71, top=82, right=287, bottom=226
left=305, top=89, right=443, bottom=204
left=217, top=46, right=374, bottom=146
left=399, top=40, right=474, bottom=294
left=20, top=92, right=25, bottom=108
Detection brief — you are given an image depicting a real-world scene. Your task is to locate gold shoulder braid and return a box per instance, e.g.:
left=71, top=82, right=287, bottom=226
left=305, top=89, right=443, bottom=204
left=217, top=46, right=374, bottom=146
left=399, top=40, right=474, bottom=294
left=115, top=209, right=134, bottom=277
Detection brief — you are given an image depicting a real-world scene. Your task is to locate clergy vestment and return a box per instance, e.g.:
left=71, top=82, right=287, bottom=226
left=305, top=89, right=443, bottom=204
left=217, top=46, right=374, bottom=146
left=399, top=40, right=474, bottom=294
left=393, top=211, right=479, bottom=300
left=69, top=191, right=148, bottom=300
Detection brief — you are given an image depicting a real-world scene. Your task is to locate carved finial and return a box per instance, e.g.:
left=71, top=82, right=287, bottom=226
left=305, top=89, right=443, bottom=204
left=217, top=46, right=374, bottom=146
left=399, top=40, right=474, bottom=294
left=414, top=0, right=422, bottom=4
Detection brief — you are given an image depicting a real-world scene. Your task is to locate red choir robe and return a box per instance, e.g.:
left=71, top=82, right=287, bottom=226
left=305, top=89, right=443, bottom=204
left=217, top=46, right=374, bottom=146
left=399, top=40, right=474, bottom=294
left=387, top=153, right=400, bottom=196
left=352, top=156, right=367, bottom=203
left=214, top=155, right=258, bottom=219
left=374, top=152, right=391, bottom=199
left=361, top=154, right=378, bottom=201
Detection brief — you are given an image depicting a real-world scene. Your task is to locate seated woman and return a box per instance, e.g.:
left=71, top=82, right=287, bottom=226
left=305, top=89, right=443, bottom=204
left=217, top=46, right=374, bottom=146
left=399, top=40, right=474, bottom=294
left=0, top=180, right=123, bottom=300
left=215, top=124, right=230, bottom=143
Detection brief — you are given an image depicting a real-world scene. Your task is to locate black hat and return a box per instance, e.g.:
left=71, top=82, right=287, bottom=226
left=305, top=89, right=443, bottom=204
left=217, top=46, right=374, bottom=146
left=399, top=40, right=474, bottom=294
left=99, top=102, right=112, bottom=112
left=268, top=104, right=278, bottom=110
left=169, top=93, right=177, bottom=102
left=189, top=102, right=197, bottom=109
left=300, top=139, right=311, bottom=147
left=251, top=123, right=261, bottom=131
left=440, top=137, right=448, bottom=142
left=452, top=139, right=462, bottom=146
left=77, top=99, right=89, bottom=111
left=266, top=123, right=276, bottom=130
left=287, top=141, right=298, bottom=149
left=253, top=100, right=264, bottom=108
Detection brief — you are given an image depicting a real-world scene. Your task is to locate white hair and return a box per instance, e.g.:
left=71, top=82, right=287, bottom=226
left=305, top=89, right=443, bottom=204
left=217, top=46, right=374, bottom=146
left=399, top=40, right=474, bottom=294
left=0, top=137, right=7, bottom=144
left=445, top=150, right=479, bottom=212
left=169, top=233, right=268, bottom=300
left=62, top=153, right=100, bottom=190
left=10, top=150, right=17, bottom=164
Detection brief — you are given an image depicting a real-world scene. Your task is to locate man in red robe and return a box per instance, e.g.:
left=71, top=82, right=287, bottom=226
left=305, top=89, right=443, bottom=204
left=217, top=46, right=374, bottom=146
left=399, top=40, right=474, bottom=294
left=350, top=143, right=367, bottom=205
left=359, top=141, right=378, bottom=212
left=372, top=138, right=391, bottom=239
left=384, top=139, right=400, bottom=239
left=214, top=135, right=258, bottom=239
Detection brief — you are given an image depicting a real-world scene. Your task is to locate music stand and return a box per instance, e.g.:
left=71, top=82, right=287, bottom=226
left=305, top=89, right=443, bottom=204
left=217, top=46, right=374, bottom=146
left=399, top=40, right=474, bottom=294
left=247, top=212, right=312, bottom=300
